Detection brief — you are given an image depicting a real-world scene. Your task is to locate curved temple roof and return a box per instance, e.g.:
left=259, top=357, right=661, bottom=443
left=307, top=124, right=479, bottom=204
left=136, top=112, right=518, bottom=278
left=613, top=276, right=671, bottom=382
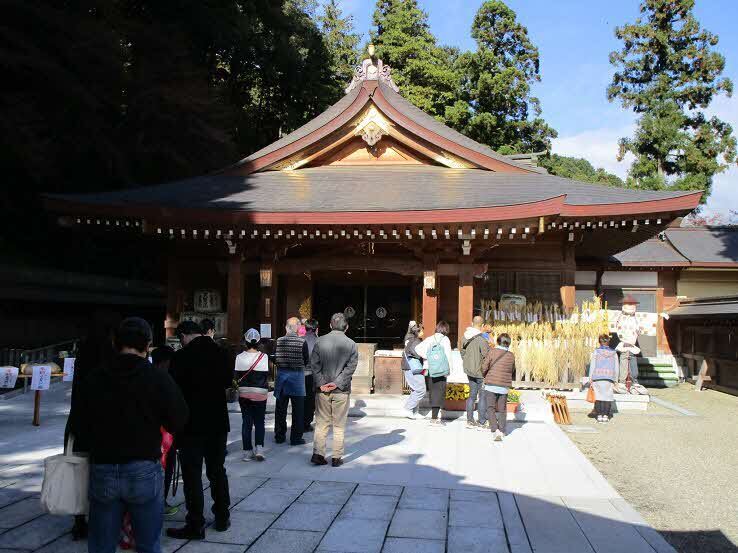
left=46, top=54, right=702, bottom=226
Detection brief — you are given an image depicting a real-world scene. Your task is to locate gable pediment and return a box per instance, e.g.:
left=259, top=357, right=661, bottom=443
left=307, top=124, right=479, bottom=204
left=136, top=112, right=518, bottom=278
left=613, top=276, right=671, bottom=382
left=222, top=54, right=538, bottom=176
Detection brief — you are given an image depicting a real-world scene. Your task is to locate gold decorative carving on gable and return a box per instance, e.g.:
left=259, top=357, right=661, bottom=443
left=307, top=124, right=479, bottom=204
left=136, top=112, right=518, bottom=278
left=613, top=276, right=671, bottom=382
left=353, top=106, right=391, bottom=147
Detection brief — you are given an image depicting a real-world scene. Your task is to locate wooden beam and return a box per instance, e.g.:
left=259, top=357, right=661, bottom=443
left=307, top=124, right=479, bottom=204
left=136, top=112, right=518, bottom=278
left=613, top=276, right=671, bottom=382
left=227, top=255, right=244, bottom=344
left=695, top=358, right=712, bottom=391
left=276, top=256, right=422, bottom=276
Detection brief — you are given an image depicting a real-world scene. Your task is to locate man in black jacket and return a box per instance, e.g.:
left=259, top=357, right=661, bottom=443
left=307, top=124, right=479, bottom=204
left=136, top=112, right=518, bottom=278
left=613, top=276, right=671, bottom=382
left=79, top=317, right=188, bottom=553
left=167, top=320, right=233, bottom=540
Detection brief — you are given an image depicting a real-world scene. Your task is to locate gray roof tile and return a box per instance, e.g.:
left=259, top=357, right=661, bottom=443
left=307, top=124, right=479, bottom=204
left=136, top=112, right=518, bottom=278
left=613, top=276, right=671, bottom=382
left=613, top=237, right=689, bottom=265
left=665, top=227, right=738, bottom=264
left=49, top=166, right=696, bottom=213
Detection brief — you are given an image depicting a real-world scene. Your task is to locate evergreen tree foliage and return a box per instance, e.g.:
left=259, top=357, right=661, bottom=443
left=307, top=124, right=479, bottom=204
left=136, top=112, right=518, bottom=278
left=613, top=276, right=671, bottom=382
left=609, top=0, right=736, bottom=197
left=319, top=0, right=362, bottom=101
left=371, top=0, right=459, bottom=119
left=0, top=0, right=335, bottom=274
left=445, top=1, right=556, bottom=154
left=539, top=155, right=624, bottom=187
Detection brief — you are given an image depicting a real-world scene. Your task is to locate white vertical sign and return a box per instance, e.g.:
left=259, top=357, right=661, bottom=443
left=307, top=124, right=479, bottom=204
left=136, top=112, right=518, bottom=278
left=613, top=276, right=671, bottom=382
left=63, top=358, right=76, bottom=382
left=0, top=367, right=19, bottom=389
left=260, top=324, right=272, bottom=339
left=30, top=365, right=52, bottom=391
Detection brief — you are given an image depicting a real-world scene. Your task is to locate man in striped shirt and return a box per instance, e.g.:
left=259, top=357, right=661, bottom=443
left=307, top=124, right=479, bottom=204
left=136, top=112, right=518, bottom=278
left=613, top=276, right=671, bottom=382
left=274, top=317, right=309, bottom=446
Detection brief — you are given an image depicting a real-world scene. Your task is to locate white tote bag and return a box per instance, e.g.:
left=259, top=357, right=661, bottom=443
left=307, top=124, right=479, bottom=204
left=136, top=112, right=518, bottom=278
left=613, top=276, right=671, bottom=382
left=40, top=436, right=89, bottom=515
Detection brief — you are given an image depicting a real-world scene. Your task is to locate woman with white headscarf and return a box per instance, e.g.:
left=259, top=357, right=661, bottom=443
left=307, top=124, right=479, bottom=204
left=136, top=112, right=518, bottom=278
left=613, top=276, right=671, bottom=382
left=235, top=329, right=269, bottom=461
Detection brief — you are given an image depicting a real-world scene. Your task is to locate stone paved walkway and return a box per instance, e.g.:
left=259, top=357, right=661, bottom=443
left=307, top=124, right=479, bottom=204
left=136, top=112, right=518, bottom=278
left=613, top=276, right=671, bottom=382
left=0, top=385, right=676, bottom=553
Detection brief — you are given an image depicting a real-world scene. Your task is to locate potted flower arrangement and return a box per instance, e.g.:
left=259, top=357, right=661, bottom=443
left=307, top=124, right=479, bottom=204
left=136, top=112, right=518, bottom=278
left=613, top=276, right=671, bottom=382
left=444, top=383, right=469, bottom=411
left=507, top=389, right=521, bottom=413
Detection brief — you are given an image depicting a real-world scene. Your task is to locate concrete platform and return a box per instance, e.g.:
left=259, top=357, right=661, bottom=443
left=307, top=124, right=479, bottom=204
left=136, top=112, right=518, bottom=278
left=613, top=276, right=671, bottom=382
left=0, top=383, right=675, bottom=552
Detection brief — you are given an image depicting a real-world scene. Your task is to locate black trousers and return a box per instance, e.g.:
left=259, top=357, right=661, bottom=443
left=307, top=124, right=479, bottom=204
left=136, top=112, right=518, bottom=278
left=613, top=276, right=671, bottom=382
left=304, top=374, right=315, bottom=430
left=426, top=376, right=448, bottom=409
left=484, top=391, right=508, bottom=434
left=594, top=400, right=613, bottom=418
left=239, top=398, right=266, bottom=450
left=178, top=433, right=230, bottom=529
left=163, top=439, right=177, bottom=499
left=274, top=394, right=305, bottom=444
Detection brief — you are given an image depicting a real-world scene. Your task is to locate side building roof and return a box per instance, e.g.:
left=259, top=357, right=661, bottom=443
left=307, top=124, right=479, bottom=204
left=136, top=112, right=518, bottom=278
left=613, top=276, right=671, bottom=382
left=609, top=227, right=738, bottom=268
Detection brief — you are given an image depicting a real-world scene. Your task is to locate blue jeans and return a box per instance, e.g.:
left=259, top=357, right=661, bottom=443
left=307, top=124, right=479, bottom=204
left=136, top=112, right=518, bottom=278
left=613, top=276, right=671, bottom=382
left=88, top=460, right=163, bottom=553
left=466, top=376, right=487, bottom=424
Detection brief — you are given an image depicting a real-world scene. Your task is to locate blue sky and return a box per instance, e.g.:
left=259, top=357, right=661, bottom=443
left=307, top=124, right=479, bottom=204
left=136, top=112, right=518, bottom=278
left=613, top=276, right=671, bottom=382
left=333, top=0, right=738, bottom=215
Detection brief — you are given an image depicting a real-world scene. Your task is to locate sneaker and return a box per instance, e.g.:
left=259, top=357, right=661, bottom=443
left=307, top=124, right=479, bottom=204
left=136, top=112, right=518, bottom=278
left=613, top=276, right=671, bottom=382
left=274, top=436, right=286, bottom=444
left=242, top=450, right=254, bottom=462
left=466, top=420, right=480, bottom=429
left=603, top=416, right=610, bottom=423
left=290, top=438, right=307, bottom=446
left=430, top=418, right=446, bottom=426
left=406, top=410, right=421, bottom=420
left=331, top=457, right=344, bottom=467
left=167, top=525, right=205, bottom=540
left=493, top=430, right=503, bottom=442
left=254, top=446, right=265, bottom=461
left=164, top=502, right=179, bottom=516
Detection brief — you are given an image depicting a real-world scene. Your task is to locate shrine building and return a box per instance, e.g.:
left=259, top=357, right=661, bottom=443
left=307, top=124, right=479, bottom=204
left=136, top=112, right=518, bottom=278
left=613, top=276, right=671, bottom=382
left=46, top=51, right=702, bottom=365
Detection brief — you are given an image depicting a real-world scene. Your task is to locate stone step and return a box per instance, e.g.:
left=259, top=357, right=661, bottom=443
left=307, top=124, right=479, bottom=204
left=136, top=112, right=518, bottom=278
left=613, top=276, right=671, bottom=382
left=639, top=365, right=676, bottom=374
left=637, top=357, right=674, bottom=366
left=639, top=371, right=678, bottom=380
left=640, top=379, right=679, bottom=388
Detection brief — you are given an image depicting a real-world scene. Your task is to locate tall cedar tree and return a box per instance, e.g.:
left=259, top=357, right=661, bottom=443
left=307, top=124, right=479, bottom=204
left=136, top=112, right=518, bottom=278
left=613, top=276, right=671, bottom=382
left=319, top=0, right=362, bottom=102
left=609, top=0, right=736, bottom=197
left=371, top=0, right=459, bottom=120
left=445, top=1, right=556, bottom=154
left=538, top=155, right=624, bottom=187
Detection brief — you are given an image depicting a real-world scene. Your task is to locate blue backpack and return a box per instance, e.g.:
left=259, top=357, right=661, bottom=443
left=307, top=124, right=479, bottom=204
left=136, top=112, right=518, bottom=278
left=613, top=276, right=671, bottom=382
left=427, top=338, right=450, bottom=378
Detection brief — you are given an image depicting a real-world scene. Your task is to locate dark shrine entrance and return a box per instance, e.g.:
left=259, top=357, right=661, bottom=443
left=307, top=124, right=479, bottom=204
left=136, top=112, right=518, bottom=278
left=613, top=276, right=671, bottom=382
left=313, top=270, right=412, bottom=349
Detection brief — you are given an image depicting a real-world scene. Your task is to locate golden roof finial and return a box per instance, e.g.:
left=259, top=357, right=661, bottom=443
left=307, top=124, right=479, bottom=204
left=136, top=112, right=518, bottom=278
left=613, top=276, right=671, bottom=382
left=367, top=44, right=376, bottom=57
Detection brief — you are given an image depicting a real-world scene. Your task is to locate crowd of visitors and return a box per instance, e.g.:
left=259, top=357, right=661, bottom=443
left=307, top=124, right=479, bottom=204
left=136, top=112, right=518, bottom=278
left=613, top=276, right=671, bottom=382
left=400, top=318, right=516, bottom=439
left=64, top=310, right=359, bottom=552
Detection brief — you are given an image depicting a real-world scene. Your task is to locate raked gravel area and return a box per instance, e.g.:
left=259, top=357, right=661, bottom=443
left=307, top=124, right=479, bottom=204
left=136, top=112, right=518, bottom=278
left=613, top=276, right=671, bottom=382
left=567, top=383, right=738, bottom=553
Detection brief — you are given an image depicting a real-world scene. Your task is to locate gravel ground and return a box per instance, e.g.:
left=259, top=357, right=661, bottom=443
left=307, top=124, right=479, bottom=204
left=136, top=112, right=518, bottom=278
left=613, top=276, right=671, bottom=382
left=567, top=384, right=738, bottom=553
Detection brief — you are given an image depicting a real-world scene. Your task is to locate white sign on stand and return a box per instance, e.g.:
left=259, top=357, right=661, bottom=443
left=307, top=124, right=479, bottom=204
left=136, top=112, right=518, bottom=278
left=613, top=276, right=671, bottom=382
left=30, top=365, right=52, bottom=391
left=260, top=324, right=272, bottom=339
left=63, top=358, right=76, bottom=382
left=0, top=367, right=19, bottom=389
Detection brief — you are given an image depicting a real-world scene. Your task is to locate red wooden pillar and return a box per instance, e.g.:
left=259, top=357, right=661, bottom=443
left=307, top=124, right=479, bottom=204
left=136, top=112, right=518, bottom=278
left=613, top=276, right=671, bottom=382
left=227, top=254, right=245, bottom=344
left=422, top=258, right=439, bottom=334
left=561, top=241, right=576, bottom=313
left=457, top=264, right=474, bottom=348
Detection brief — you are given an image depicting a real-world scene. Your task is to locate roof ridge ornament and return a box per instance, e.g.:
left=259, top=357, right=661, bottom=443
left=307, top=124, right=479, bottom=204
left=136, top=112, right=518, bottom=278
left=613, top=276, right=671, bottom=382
left=345, top=44, right=400, bottom=94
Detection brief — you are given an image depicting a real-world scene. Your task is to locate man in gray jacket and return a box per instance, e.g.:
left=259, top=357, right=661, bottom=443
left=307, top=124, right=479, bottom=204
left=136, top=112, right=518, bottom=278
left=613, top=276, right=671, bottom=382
left=309, top=313, right=358, bottom=467
left=460, top=315, right=491, bottom=429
